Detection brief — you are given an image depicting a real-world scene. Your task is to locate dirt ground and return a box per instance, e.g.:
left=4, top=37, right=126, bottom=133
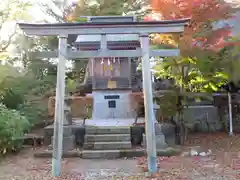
left=0, top=133, right=239, bottom=180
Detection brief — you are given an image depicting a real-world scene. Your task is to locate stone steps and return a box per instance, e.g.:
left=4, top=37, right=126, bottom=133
left=85, top=126, right=130, bottom=134
left=84, top=134, right=130, bottom=142
left=83, top=141, right=131, bottom=150
left=83, top=126, right=132, bottom=158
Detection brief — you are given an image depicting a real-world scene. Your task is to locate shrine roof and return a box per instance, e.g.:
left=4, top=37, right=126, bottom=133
left=18, top=19, right=189, bottom=27
left=18, top=18, right=190, bottom=36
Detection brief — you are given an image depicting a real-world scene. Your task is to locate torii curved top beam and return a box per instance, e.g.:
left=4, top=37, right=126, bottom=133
left=18, top=18, right=190, bottom=36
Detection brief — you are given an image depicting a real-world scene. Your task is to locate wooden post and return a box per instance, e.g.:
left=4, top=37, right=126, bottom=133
left=140, top=34, right=157, bottom=174
left=91, top=58, right=96, bottom=89
left=100, top=34, right=107, bottom=50
left=228, top=92, right=233, bottom=136
left=128, top=57, right=132, bottom=88
left=52, top=34, right=67, bottom=177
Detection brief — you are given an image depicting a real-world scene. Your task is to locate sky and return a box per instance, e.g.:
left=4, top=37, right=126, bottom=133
left=24, top=0, right=79, bottom=23
left=29, top=0, right=70, bottom=22
left=26, top=0, right=240, bottom=24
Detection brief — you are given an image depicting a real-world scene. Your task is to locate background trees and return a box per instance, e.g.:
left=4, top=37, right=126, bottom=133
left=147, top=0, right=240, bottom=143
left=150, top=0, right=237, bottom=92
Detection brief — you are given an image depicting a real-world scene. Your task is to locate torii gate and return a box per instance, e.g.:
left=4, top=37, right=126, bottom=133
left=18, top=16, right=189, bottom=176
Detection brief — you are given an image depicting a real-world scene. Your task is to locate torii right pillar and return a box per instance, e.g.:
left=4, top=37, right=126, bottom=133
left=140, top=33, right=158, bottom=174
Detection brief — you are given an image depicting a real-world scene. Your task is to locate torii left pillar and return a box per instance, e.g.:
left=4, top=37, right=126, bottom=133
left=52, top=34, right=67, bottom=177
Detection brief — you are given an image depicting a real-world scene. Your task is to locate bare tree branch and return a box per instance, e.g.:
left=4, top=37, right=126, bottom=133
left=0, top=23, right=17, bottom=53
left=38, top=0, right=70, bottom=23
left=40, top=3, right=64, bottom=22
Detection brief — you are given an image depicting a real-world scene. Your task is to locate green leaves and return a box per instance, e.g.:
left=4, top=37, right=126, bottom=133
left=66, top=78, right=77, bottom=94
left=64, top=0, right=146, bottom=22
left=0, top=103, right=30, bottom=155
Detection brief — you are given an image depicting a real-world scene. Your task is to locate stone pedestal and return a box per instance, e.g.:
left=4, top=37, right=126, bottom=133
left=51, top=126, right=75, bottom=152
left=64, top=98, right=72, bottom=125
left=161, top=123, right=176, bottom=146
left=142, top=123, right=168, bottom=149
left=153, top=102, right=160, bottom=123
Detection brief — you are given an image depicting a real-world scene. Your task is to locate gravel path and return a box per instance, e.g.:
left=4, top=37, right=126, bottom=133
left=0, top=148, right=239, bottom=180
left=0, top=148, right=143, bottom=180
left=0, top=133, right=239, bottom=179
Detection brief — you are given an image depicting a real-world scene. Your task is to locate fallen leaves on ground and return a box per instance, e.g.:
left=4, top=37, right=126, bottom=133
left=0, top=133, right=239, bottom=180
left=136, top=133, right=240, bottom=179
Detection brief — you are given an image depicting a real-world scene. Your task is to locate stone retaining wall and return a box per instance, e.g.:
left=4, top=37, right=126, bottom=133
left=48, top=96, right=93, bottom=118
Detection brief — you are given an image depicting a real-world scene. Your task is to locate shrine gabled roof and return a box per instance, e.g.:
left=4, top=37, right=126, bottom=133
left=18, top=19, right=189, bottom=27
left=18, top=18, right=190, bottom=36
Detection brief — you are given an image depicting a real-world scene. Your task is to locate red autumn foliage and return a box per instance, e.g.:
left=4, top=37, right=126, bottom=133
left=149, top=0, right=235, bottom=51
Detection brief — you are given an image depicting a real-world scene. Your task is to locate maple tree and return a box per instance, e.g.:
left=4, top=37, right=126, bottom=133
left=149, top=0, right=238, bottom=92
left=149, top=0, right=235, bottom=52
left=148, top=0, right=238, bottom=144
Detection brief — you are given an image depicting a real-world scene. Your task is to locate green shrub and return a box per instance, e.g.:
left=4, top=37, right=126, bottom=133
left=0, top=104, right=30, bottom=155
left=1, top=88, right=24, bottom=109
left=18, top=101, right=48, bottom=126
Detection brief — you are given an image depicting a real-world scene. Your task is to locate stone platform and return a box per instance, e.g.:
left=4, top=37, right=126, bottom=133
left=44, top=122, right=175, bottom=146
left=43, top=119, right=176, bottom=159
left=44, top=119, right=145, bottom=147
left=34, top=147, right=181, bottom=158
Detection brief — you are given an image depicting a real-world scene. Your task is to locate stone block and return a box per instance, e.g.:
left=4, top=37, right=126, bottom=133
left=165, top=135, right=176, bottom=146
left=51, top=135, right=75, bottom=152
left=131, top=126, right=144, bottom=146
left=161, top=123, right=175, bottom=135
left=83, top=141, right=131, bottom=150
left=82, top=150, right=120, bottom=159
left=34, top=150, right=81, bottom=158
left=44, top=125, right=54, bottom=145
left=63, top=135, right=75, bottom=152
left=82, top=149, right=145, bottom=159
left=74, top=127, right=85, bottom=147
left=154, top=123, right=162, bottom=135
left=44, top=125, right=86, bottom=146
left=81, top=148, right=181, bottom=159
left=142, top=134, right=168, bottom=149
left=155, top=134, right=168, bottom=149
left=63, top=126, right=73, bottom=136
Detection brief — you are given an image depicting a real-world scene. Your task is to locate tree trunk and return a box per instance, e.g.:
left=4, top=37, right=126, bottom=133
left=179, top=110, right=186, bottom=145
left=175, top=95, right=186, bottom=145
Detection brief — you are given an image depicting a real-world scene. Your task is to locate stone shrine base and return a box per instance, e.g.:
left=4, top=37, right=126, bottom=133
left=43, top=119, right=176, bottom=159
